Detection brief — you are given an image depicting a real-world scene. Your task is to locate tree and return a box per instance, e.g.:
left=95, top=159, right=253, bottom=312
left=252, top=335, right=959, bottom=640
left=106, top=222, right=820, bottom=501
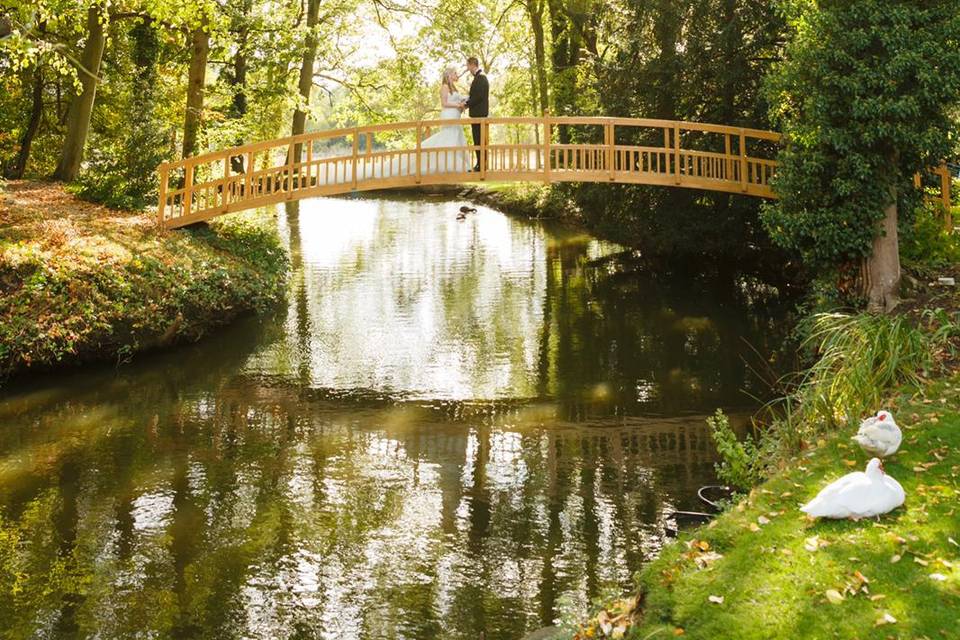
left=53, top=3, right=107, bottom=181
left=762, top=0, right=960, bottom=310
left=181, top=24, right=210, bottom=158
left=291, top=0, right=320, bottom=155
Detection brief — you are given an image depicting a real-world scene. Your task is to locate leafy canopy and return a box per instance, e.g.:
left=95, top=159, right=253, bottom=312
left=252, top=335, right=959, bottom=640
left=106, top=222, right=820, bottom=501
left=761, top=0, right=960, bottom=272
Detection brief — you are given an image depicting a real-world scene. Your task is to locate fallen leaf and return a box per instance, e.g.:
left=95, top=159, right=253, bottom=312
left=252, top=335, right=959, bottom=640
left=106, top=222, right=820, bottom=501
left=869, top=594, right=886, bottom=601
left=673, top=629, right=685, bottom=636
left=890, top=554, right=902, bottom=563
left=915, top=557, right=930, bottom=566
left=930, top=573, right=948, bottom=582
left=875, top=613, right=897, bottom=626
left=825, top=589, right=844, bottom=604
left=757, top=515, right=771, bottom=526
left=843, top=459, right=857, bottom=467
left=708, top=595, right=724, bottom=605
left=748, top=523, right=761, bottom=532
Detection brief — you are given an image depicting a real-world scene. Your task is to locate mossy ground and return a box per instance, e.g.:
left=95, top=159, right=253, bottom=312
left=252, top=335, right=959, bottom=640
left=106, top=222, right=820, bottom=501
left=620, top=376, right=960, bottom=639
left=0, top=180, right=288, bottom=382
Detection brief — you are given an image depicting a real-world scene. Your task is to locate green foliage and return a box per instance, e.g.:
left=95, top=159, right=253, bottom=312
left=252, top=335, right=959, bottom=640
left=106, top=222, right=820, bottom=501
left=707, top=409, right=769, bottom=490
left=900, top=204, right=960, bottom=270
left=762, top=0, right=960, bottom=273
left=74, top=18, right=168, bottom=209
left=0, top=198, right=288, bottom=382
left=709, top=311, right=940, bottom=491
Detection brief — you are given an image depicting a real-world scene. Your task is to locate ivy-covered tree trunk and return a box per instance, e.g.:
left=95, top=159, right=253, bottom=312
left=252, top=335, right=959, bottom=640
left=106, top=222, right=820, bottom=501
left=864, top=186, right=901, bottom=312
left=53, top=5, right=106, bottom=181
left=181, top=27, right=210, bottom=159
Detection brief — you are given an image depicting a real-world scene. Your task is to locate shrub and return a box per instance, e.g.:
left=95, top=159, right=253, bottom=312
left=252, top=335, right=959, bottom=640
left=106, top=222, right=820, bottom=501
left=707, top=409, right=771, bottom=490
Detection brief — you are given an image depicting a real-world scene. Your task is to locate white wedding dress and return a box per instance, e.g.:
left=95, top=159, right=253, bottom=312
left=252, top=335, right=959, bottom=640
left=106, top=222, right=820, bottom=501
left=319, top=91, right=470, bottom=185
left=418, top=91, right=472, bottom=173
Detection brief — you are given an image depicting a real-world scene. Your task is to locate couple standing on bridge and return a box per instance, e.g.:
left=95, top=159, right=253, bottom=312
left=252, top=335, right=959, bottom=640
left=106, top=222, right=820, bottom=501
left=419, top=56, right=489, bottom=173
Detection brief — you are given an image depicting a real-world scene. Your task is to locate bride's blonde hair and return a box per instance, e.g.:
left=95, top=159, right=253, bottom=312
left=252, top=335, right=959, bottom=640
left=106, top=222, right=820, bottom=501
left=442, top=66, right=458, bottom=91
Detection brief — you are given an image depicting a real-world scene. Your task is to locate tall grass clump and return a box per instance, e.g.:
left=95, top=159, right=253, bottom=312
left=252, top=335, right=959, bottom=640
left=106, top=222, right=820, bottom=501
left=789, top=312, right=931, bottom=432
left=710, top=312, right=934, bottom=486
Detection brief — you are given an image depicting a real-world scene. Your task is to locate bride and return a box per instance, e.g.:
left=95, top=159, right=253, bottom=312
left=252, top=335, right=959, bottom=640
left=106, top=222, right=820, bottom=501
left=419, top=66, right=472, bottom=173
left=331, top=66, right=472, bottom=183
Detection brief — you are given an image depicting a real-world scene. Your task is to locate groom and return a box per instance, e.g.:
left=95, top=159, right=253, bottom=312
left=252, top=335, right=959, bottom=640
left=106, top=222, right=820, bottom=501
left=460, top=57, right=489, bottom=172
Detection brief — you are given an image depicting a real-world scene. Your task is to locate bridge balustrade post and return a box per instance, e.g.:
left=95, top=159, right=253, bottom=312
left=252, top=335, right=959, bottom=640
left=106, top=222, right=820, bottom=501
left=306, top=140, right=313, bottom=188
left=352, top=128, right=359, bottom=190
left=480, top=119, right=487, bottom=180
left=245, top=151, right=253, bottom=199
left=157, top=162, right=168, bottom=229
left=416, top=123, right=422, bottom=184
left=183, top=162, right=194, bottom=220
left=286, top=142, right=295, bottom=198
left=739, top=129, right=748, bottom=193
left=606, top=121, right=615, bottom=181
left=939, top=163, right=952, bottom=229
left=673, top=123, right=681, bottom=185
left=543, top=111, right=551, bottom=183
left=223, top=152, right=230, bottom=210
left=724, top=134, right=732, bottom=182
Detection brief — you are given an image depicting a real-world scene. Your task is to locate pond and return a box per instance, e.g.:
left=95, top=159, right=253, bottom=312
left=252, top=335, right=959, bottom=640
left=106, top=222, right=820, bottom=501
left=0, top=194, right=791, bottom=639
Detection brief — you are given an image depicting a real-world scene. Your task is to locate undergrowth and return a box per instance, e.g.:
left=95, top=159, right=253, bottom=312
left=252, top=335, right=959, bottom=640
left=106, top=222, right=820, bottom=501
left=710, top=310, right=959, bottom=488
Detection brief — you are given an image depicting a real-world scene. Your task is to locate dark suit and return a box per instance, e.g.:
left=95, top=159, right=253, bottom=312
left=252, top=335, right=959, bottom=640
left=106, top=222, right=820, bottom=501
left=464, top=70, right=489, bottom=170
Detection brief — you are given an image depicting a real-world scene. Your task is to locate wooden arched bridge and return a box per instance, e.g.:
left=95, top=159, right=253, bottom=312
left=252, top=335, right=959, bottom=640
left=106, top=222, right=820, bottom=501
left=156, top=115, right=953, bottom=230
left=157, top=116, right=783, bottom=228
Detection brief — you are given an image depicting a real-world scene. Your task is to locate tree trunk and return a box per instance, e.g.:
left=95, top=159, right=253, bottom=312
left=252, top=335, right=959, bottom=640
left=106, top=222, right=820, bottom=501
left=9, top=64, right=43, bottom=179
left=864, top=186, right=901, bottom=312
left=291, top=0, right=320, bottom=152
left=527, top=0, right=549, bottom=114
left=53, top=6, right=106, bottom=181
left=287, top=0, right=320, bottom=215
left=181, top=27, right=210, bottom=159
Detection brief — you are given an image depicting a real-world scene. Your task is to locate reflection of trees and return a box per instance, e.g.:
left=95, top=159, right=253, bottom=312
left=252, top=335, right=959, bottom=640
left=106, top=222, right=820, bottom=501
left=0, top=197, right=793, bottom=639
left=536, top=241, right=792, bottom=416
left=0, top=374, right=737, bottom=639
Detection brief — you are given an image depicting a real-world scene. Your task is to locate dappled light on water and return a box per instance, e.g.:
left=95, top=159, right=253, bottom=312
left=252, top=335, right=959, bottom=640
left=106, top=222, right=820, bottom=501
left=0, top=196, right=790, bottom=639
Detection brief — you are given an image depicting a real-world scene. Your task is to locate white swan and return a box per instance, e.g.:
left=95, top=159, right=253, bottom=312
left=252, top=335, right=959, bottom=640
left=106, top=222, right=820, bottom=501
left=800, top=458, right=905, bottom=519
left=851, top=410, right=902, bottom=457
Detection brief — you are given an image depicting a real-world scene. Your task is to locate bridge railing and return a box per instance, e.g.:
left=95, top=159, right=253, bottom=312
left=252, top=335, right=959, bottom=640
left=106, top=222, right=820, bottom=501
left=157, top=116, right=785, bottom=229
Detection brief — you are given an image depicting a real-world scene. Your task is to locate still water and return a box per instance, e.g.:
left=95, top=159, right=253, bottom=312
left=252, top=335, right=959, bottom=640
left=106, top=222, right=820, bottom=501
left=0, top=195, right=789, bottom=639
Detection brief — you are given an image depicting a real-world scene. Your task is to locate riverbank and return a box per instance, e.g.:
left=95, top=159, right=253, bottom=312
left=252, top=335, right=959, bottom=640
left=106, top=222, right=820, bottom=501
left=566, top=294, right=960, bottom=639
left=0, top=180, right=287, bottom=384
left=614, top=375, right=960, bottom=639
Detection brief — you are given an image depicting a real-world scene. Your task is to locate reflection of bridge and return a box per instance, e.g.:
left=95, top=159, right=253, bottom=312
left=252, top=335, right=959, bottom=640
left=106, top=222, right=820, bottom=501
left=157, top=117, right=784, bottom=229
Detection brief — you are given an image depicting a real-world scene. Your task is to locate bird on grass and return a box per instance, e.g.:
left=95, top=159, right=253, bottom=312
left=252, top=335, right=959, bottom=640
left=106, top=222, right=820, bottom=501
left=800, top=458, right=905, bottom=520
left=852, top=410, right=902, bottom=457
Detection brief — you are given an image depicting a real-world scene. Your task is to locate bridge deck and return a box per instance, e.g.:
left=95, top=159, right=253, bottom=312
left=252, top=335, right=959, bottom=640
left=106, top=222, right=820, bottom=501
left=158, top=116, right=783, bottom=229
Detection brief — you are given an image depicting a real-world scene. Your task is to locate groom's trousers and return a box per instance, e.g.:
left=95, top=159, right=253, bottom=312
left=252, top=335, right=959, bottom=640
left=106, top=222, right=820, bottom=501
left=471, top=122, right=482, bottom=171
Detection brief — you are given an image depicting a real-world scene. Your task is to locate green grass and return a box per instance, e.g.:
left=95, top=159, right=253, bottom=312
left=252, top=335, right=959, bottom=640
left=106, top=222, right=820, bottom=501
left=628, top=375, right=960, bottom=639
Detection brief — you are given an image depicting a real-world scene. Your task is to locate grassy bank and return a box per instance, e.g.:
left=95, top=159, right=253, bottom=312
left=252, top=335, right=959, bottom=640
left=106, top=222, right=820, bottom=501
left=624, top=376, right=960, bottom=639
left=0, top=180, right=287, bottom=383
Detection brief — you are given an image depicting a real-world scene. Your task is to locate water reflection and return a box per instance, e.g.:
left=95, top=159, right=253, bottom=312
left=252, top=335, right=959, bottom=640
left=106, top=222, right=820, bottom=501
left=0, top=195, right=788, bottom=639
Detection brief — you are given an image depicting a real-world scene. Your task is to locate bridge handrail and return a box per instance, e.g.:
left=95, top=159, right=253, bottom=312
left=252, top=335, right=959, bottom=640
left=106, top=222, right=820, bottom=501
left=161, top=116, right=783, bottom=170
